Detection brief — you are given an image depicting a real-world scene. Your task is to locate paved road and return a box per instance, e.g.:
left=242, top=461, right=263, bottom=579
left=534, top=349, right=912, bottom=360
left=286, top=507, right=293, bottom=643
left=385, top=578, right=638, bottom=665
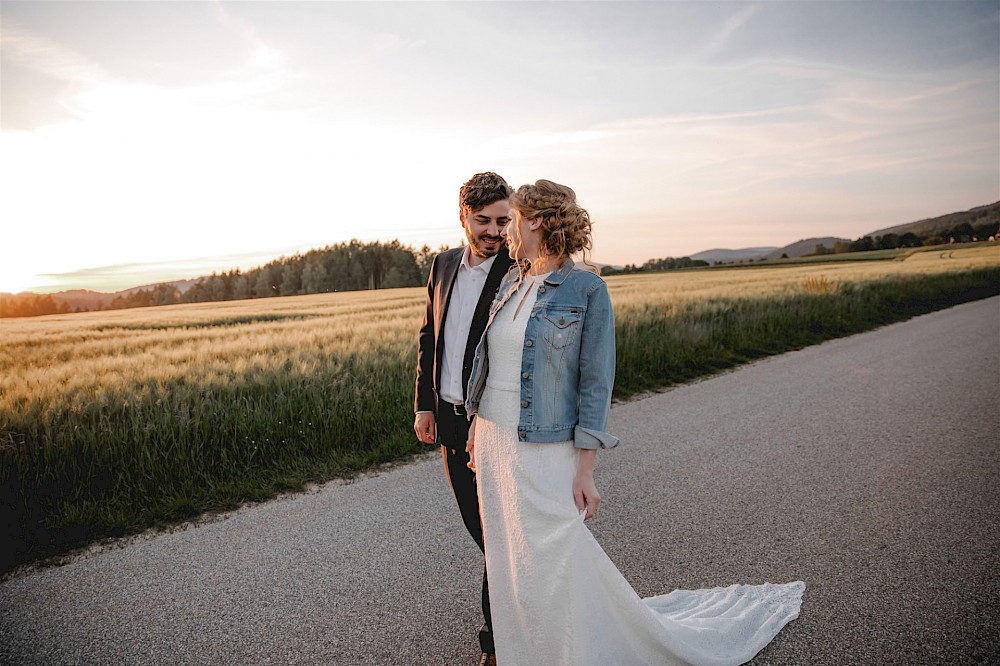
left=2, top=297, right=998, bottom=666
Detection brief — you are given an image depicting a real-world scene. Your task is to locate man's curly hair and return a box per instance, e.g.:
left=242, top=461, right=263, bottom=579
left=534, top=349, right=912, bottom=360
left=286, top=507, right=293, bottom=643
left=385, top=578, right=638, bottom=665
left=459, top=172, right=514, bottom=216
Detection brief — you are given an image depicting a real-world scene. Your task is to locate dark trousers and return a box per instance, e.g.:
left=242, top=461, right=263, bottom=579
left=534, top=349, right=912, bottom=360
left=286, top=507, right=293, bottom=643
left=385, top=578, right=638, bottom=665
left=437, top=401, right=493, bottom=654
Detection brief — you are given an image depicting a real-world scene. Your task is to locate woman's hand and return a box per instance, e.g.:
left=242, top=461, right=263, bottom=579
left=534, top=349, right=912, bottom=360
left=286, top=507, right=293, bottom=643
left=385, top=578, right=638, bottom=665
left=465, top=415, right=477, bottom=472
left=573, top=450, right=601, bottom=520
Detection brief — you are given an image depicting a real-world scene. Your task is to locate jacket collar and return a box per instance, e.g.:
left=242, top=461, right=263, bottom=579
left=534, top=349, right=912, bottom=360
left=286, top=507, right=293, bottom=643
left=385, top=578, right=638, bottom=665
left=495, top=255, right=574, bottom=308
left=543, top=257, right=575, bottom=286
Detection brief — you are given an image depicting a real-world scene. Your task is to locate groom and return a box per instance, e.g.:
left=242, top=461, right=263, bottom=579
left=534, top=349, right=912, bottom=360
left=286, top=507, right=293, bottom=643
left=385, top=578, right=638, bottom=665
left=414, top=171, right=514, bottom=664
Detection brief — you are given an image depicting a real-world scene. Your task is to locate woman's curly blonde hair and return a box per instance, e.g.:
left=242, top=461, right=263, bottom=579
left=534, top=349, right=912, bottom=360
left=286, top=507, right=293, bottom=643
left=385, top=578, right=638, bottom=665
left=509, top=179, right=594, bottom=267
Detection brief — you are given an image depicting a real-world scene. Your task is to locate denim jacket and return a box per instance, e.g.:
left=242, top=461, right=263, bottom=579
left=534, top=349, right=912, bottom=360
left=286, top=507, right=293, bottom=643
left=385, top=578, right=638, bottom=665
left=465, top=258, right=620, bottom=450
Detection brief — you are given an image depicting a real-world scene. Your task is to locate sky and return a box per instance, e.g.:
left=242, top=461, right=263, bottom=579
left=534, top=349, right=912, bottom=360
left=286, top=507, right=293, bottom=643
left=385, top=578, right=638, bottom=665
left=1, top=1, right=998, bottom=294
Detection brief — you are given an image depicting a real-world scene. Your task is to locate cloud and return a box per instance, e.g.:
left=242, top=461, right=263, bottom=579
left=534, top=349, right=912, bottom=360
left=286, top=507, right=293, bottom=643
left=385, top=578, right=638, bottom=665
left=0, top=19, right=106, bottom=129
left=33, top=247, right=318, bottom=294
left=485, top=129, right=613, bottom=154
left=212, top=0, right=285, bottom=72
left=0, top=19, right=104, bottom=83
left=593, top=105, right=816, bottom=130
left=1, top=5, right=288, bottom=132
left=697, top=4, right=761, bottom=61
left=366, top=32, right=425, bottom=58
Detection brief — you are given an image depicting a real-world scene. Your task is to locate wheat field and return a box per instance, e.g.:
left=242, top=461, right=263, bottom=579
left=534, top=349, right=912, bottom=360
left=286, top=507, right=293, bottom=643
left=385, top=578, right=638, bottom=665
left=5, top=245, right=996, bottom=409
left=609, top=244, right=998, bottom=310
left=1, top=244, right=997, bottom=571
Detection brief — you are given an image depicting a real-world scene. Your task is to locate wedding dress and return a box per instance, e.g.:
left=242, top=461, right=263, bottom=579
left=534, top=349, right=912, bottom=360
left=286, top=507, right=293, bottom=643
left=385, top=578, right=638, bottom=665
left=474, top=275, right=805, bottom=666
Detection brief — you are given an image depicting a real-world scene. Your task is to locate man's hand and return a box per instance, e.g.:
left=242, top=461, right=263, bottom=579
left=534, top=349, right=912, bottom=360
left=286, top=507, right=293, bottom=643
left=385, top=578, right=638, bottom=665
left=414, top=412, right=436, bottom=445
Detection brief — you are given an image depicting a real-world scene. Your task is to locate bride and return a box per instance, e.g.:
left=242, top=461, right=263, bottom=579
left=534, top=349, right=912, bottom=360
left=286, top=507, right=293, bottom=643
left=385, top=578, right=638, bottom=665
left=464, top=179, right=804, bottom=665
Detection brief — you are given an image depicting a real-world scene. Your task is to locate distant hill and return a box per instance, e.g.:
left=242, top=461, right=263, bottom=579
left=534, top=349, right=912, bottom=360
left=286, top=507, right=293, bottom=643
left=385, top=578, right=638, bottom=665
left=119, top=278, right=197, bottom=296
left=691, top=238, right=849, bottom=264
left=48, top=289, right=117, bottom=311
left=865, top=201, right=1000, bottom=239
left=686, top=202, right=999, bottom=265
left=765, top=237, right=850, bottom=260
left=690, top=247, right=777, bottom=263
left=33, top=279, right=197, bottom=312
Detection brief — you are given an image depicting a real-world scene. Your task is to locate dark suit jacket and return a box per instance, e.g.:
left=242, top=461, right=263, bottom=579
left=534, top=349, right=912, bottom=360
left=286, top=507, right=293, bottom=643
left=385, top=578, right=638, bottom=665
left=415, top=246, right=514, bottom=414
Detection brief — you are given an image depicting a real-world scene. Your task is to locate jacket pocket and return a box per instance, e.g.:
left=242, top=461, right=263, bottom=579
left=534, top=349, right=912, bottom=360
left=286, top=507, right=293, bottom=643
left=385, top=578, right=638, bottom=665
left=541, top=309, right=582, bottom=349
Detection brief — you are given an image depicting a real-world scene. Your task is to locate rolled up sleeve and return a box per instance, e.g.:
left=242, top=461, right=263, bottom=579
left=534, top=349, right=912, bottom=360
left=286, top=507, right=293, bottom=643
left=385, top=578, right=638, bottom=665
left=574, top=280, right=619, bottom=449
left=574, top=425, right=620, bottom=450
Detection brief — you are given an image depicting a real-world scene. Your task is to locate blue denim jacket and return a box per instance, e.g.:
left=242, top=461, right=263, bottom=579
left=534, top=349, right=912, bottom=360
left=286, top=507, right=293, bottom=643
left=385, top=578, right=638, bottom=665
left=465, top=258, right=620, bottom=450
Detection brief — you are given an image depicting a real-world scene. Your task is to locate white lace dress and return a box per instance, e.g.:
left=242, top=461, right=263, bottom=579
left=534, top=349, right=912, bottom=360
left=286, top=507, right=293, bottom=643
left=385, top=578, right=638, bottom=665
left=474, top=275, right=805, bottom=666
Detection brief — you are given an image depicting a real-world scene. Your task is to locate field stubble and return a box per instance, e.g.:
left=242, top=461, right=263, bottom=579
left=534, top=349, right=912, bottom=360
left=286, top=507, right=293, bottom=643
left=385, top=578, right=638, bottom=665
left=1, top=244, right=998, bottom=573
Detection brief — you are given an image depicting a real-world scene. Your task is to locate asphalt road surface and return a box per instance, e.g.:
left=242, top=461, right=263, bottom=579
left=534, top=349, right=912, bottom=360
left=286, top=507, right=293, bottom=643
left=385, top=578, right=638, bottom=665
left=2, top=296, right=998, bottom=666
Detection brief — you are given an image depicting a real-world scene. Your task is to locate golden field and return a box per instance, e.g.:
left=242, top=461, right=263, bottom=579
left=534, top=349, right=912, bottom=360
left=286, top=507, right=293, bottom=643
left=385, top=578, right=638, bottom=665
left=1, top=243, right=997, bottom=571
left=5, top=244, right=997, bottom=410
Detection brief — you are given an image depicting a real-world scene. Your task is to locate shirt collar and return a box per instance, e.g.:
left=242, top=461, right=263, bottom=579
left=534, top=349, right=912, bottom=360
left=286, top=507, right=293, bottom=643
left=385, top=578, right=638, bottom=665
left=461, top=245, right=497, bottom=274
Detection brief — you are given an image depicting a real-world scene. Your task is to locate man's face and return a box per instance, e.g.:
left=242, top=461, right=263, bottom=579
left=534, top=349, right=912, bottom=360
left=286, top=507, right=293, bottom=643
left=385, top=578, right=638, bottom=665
left=461, top=199, right=511, bottom=259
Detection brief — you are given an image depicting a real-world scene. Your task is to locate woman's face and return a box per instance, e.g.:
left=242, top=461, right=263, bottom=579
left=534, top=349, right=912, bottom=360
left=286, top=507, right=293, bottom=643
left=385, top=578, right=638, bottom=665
left=506, top=209, right=539, bottom=261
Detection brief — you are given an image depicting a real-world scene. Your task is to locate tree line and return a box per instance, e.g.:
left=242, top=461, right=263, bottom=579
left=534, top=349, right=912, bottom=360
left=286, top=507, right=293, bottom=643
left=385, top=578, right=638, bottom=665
left=3, top=217, right=998, bottom=318
left=179, top=239, right=436, bottom=305
left=1, top=240, right=443, bottom=318
left=0, top=293, right=71, bottom=318
left=806, top=220, right=1000, bottom=257
left=601, top=256, right=709, bottom=275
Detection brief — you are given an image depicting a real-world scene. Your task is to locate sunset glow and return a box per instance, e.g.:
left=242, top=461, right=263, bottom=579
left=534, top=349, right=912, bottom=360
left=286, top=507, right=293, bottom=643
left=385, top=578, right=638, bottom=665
left=2, top=1, right=998, bottom=293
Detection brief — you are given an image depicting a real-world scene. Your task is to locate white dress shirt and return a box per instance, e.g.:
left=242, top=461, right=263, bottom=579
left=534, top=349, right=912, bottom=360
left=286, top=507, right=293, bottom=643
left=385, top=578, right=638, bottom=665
left=438, top=247, right=497, bottom=406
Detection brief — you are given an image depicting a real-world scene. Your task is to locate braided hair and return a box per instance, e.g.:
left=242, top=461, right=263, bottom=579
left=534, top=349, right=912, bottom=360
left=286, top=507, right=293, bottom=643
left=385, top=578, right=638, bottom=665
left=509, top=179, right=593, bottom=266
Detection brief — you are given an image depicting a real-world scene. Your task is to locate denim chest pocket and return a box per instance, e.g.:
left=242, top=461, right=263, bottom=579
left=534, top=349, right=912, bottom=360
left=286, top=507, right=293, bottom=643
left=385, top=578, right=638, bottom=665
left=541, top=309, right=583, bottom=349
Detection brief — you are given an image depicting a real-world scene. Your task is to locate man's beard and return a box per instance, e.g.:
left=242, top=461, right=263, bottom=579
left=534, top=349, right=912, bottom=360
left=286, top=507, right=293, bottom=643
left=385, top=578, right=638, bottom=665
left=467, top=229, right=504, bottom=258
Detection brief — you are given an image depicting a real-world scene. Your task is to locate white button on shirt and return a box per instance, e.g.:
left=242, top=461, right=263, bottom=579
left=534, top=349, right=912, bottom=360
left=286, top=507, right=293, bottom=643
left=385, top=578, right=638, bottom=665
left=439, top=247, right=497, bottom=406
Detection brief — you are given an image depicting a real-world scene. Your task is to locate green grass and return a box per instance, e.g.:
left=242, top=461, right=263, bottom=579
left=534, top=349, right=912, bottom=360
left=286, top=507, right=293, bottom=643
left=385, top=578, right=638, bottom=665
left=1, top=345, right=422, bottom=572
left=1, top=260, right=998, bottom=575
left=614, top=268, right=999, bottom=397
left=761, top=247, right=910, bottom=265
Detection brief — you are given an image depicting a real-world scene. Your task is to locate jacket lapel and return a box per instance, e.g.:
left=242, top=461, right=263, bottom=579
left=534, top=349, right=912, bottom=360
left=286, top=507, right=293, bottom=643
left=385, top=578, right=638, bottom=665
left=437, top=250, right=462, bottom=325
left=434, top=249, right=463, bottom=378
left=462, top=248, right=514, bottom=395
